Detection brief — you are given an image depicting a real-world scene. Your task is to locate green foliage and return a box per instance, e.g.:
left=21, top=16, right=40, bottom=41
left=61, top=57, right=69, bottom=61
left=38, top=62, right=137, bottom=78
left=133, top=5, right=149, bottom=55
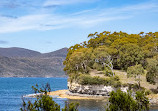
left=62, top=102, right=79, bottom=111
left=77, top=74, right=121, bottom=88
left=93, top=62, right=103, bottom=71
left=106, top=89, right=150, bottom=111
left=64, top=31, right=158, bottom=86
left=64, top=48, right=93, bottom=74
left=103, top=67, right=114, bottom=77
left=20, top=83, right=79, bottom=111
left=127, top=64, right=144, bottom=88
left=127, top=64, right=144, bottom=78
left=118, top=44, right=144, bottom=70
left=68, top=73, right=80, bottom=83
left=135, top=91, right=150, bottom=111
left=146, top=56, right=158, bottom=84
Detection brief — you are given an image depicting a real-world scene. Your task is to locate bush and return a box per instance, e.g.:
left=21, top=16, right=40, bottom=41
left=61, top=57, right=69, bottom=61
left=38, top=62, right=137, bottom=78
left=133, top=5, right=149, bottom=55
left=93, top=62, right=103, bottom=71
left=68, top=73, right=80, bottom=83
left=150, top=87, right=158, bottom=94
left=104, top=67, right=114, bottom=77
left=146, top=72, right=156, bottom=84
left=20, top=83, right=79, bottom=111
left=146, top=58, right=158, bottom=84
left=78, top=75, right=105, bottom=85
left=77, top=75, right=121, bottom=88
left=106, top=89, right=150, bottom=111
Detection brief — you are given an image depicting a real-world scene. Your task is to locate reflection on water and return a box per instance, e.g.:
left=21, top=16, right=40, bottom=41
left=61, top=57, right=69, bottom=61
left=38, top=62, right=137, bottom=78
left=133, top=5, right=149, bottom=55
left=65, top=99, right=158, bottom=111
left=67, top=99, right=108, bottom=111
left=63, top=100, right=107, bottom=111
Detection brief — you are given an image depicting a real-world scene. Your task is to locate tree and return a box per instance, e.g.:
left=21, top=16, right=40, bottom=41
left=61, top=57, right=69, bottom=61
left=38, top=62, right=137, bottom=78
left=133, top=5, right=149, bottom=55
left=63, top=31, right=158, bottom=77
left=118, top=43, right=144, bottom=70
left=127, top=64, right=145, bottom=88
left=63, top=44, right=83, bottom=74
left=20, top=83, right=79, bottom=111
left=106, top=89, right=149, bottom=111
left=146, top=56, right=158, bottom=84
left=93, top=46, right=115, bottom=76
left=64, top=48, right=93, bottom=74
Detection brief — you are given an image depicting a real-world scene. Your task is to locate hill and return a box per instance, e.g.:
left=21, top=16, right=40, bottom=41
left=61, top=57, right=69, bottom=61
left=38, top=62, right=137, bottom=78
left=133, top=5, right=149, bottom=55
left=42, top=48, right=68, bottom=58
left=0, top=47, right=41, bottom=58
left=0, top=47, right=68, bottom=77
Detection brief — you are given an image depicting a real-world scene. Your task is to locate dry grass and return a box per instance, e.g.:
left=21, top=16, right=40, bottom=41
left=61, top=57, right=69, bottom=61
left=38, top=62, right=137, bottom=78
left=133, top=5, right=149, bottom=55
left=89, top=69, right=109, bottom=78
left=89, top=69, right=157, bottom=90
left=113, top=70, right=157, bottom=90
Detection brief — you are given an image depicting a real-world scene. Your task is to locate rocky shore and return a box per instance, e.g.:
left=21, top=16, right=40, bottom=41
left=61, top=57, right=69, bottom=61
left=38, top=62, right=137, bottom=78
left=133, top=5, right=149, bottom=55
left=148, top=94, right=158, bottom=106
left=24, top=89, right=158, bottom=106
left=48, top=90, right=107, bottom=100
left=67, top=82, right=128, bottom=96
left=48, top=90, right=158, bottom=105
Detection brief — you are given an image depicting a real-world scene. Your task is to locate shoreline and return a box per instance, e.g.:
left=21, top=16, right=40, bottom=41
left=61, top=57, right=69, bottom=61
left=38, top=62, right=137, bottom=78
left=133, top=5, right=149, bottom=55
left=24, top=89, right=158, bottom=106
left=48, top=90, right=108, bottom=100
left=48, top=90, right=158, bottom=105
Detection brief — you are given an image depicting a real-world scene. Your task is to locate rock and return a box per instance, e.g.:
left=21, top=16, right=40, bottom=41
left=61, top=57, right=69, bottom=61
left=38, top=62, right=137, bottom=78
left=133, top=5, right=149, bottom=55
left=68, top=82, right=128, bottom=96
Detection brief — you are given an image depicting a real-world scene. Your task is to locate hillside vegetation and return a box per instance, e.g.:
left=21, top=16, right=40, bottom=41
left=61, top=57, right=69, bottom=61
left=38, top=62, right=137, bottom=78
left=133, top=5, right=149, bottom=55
left=64, top=31, right=158, bottom=90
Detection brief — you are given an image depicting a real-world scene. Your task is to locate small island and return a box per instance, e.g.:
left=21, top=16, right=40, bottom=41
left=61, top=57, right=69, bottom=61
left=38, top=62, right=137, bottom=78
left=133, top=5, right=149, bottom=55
left=51, top=31, right=158, bottom=105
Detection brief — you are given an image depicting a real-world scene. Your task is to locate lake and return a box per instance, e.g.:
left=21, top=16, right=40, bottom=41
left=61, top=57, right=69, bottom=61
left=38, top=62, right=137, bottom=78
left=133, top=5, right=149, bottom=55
left=0, top=78, right=157, bottom=111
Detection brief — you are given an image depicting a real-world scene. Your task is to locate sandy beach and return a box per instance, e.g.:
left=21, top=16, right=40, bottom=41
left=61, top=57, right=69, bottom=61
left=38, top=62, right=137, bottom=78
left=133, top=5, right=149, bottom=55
left=48, top=89, right=158, bottom=106
left=48, top=90, right=108, bottom=100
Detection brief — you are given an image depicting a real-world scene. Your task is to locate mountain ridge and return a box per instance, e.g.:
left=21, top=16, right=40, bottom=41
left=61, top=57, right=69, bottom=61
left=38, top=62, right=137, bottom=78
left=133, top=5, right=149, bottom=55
left=0, top=47, right=68, bottom=77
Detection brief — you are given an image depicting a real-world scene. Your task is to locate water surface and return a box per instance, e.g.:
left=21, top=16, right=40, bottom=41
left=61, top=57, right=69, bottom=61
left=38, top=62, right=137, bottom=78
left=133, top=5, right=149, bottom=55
left=0, top=78, right=157, bottom=111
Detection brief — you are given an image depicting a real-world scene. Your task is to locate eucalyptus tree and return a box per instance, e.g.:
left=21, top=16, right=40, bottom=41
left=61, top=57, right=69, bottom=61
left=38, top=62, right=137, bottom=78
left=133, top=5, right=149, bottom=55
left=146, top=55, right=158, bottom=84
left=127, top=64, right=145, bottom=88
left=64, top=48, right=93, bottom=74
left=93, top=46, right=115, bottom=76
left=118, top=43, right=144, bottom=70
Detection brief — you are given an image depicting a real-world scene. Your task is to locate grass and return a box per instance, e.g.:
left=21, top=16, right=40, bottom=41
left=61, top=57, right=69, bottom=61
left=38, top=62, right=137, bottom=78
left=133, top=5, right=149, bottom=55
left=89, top=69, right=157, bottom=90
left=113, top=70, right=157, bottom=90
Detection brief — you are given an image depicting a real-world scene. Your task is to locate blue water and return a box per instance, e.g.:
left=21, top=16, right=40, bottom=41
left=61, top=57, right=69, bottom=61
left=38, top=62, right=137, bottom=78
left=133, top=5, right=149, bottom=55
left=0, top=78, right=157, bottom=111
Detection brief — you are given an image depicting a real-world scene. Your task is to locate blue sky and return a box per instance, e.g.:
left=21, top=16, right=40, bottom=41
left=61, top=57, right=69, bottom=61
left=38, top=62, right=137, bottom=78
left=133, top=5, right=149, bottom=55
left=0, top=0, right=158, bottom=53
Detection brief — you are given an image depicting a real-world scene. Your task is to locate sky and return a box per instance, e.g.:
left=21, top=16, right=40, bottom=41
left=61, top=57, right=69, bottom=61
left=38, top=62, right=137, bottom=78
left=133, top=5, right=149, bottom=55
left=0, top=0, right=158, bottom=53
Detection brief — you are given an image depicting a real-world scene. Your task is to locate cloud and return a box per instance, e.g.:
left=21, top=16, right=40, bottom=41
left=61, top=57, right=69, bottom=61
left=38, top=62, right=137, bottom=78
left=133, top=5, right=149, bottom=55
left=0, top=40, right=9, bottom=44
left=0, top=0, right=42, bottom=9
left=0, top=1, right=157, bottom=33
left=46, top=41, right=52, bottom=44
left=43, top=0, right=97, bottom=7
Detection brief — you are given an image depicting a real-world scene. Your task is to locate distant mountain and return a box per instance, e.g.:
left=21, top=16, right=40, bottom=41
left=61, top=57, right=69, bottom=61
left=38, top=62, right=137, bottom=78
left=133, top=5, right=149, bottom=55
left=42, top=48, right=68, bottom=57
left=0, top=47, right=68, bottom=77
left=0, top=47, right=41, bottom=58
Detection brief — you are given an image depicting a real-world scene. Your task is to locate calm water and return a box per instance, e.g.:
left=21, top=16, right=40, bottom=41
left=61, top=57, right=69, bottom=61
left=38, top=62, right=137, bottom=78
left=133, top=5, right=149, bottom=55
left=0, top=78, right=157, bottom=111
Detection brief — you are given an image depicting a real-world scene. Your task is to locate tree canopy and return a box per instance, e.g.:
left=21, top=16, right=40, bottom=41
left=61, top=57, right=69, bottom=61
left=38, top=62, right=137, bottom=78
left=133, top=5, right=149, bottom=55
left=64, top=31, right=158, bottom=84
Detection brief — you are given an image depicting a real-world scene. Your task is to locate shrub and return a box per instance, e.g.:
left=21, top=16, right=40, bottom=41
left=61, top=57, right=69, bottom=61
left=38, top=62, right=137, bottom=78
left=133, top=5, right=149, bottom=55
left=68, top=73, right=80, bottom=83
left=146, top=57, right=158, bottom=84
left=150, top=87, right=158, bottom=94
left=104, top=67, right=114, bottom=77
left=77, top=75, right=121, bottom=88
left=106, top=89, right=150, bottom=111
left=20, top=83, right=79, bottom=111
left=93, top=62, right=103, bottom=71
